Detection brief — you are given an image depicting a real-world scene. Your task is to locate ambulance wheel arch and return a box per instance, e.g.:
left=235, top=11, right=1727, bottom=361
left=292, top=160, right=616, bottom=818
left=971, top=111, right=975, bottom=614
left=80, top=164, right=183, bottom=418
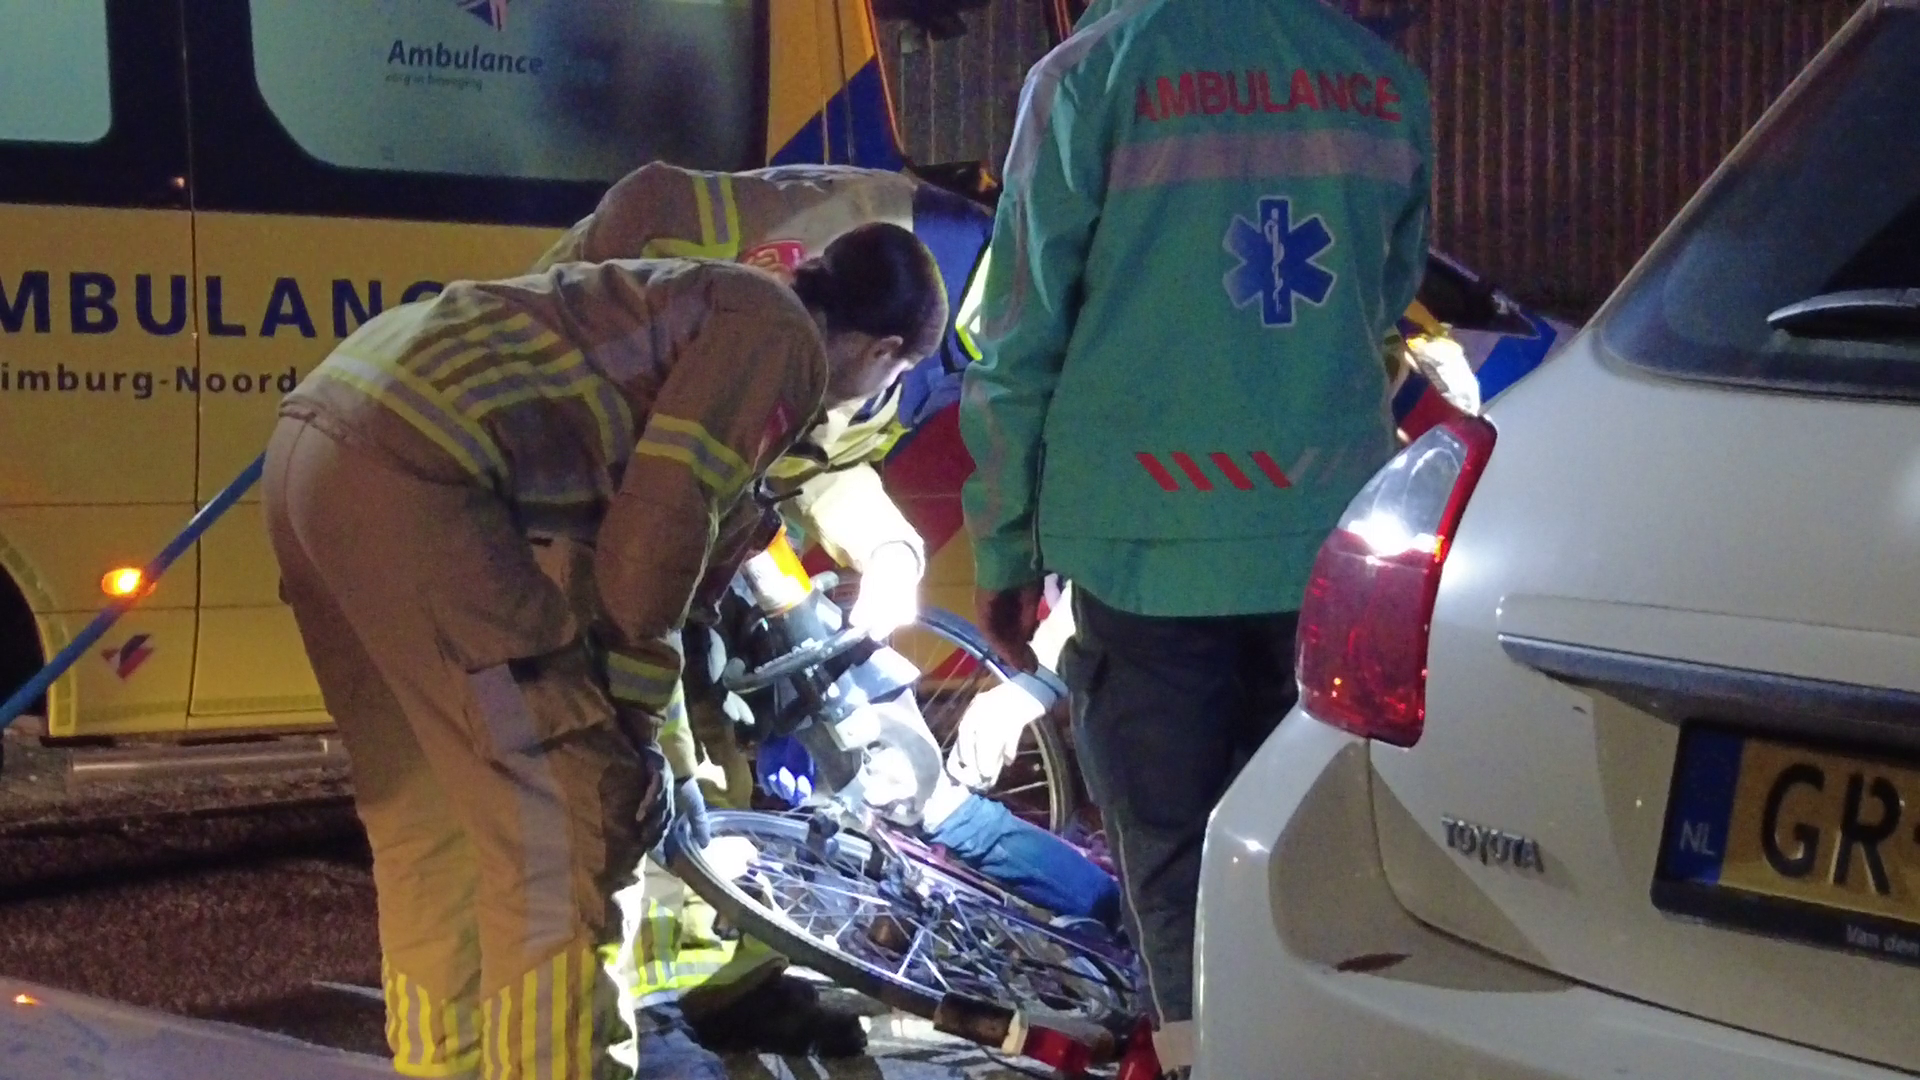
left=0, top=567, right=44, bottom=724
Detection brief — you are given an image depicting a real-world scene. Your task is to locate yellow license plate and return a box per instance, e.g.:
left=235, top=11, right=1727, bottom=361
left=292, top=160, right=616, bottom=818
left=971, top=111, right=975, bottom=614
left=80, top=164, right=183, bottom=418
left=1658, top=728, right=1920, bottom=961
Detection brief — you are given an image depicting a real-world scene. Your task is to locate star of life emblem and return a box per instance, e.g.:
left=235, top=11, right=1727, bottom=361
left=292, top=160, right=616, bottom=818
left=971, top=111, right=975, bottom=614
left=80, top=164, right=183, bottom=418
left=1223, top=196, right=1337, bottom=327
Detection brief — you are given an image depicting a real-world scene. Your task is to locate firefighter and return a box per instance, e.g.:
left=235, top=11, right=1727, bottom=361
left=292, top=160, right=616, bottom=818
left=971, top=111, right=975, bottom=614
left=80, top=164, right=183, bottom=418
left=959, top=2, right=1433, bottom=1077
left=264, top=226, right=948, bottom=1080
left=531, top=161, right=999, bottom=1055
left=535, top=161, right=991, bottom=646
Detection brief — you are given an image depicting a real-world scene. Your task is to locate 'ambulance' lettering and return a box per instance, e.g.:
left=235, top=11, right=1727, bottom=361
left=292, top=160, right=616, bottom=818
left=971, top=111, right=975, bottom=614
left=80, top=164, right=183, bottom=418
left=260, top=277, right=316, bottom=338
left=137, top=275, right=189, bottom=336
left=1133, top=68, right=1406, bottom=125
left=0, top=271, right=445, bottom=340
left=71, top=273, right=116, bottom=335
left=334, top=280, right=385, bottom=338
left=0, top=271, right=50, bottom=334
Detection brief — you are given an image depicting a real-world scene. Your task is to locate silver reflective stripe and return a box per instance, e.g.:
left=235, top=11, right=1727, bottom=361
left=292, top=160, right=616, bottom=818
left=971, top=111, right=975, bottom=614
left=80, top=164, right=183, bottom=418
left=467, top=664, right=577, bottom=958
left=981, top=0, right=1154, bottom=345
left=1109, top=130, right=1421, bottom=192
left=416, top=315, right=548, bottom=381
left=591, top=379, right=635, bottom=461
left=449, top=358, right=597, bottom=417
left=701, top=173, right=732, bottom=246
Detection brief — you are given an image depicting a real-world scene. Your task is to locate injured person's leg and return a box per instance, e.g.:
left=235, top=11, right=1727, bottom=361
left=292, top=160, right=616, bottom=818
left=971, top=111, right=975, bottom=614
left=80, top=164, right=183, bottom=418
left=845, top=690, right=1121, bottom=928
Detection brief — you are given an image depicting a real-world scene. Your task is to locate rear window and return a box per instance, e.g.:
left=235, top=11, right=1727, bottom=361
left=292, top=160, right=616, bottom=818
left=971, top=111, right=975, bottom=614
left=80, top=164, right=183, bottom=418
left=1602, top=7, right=1920, bottom=401
left=249, top=0, right=758, bottom=183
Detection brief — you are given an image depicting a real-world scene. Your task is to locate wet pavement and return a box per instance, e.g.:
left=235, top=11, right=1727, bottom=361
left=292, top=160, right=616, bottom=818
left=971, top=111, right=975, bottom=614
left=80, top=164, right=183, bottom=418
left=0, top=725, right=1053, bottom=1078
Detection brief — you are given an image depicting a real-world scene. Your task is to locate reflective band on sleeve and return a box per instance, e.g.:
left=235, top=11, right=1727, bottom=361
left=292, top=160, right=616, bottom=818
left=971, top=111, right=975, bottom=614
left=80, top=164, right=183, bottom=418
left=715, top=173, right=739, bottom=249
left=659, top=692, right=689, bottom=741
left=1108, top=130, right=1423, bottom=192
left=691, top=172, right=740, bottom=257
left=634, top=414, right=750, bottom=498
left=605, top=652, right=679, bottom=712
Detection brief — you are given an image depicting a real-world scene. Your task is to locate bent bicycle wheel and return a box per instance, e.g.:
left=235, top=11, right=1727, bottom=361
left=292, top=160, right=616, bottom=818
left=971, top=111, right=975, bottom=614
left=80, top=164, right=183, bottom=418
left=669, top=809, right=1138, bottom=1030
left=890, top=607, right=1079, bottom=834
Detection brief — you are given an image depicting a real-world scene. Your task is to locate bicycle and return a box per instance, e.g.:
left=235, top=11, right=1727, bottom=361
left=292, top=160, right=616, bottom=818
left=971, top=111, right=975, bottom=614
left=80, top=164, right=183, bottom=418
left=669, top=538, right=1142, bottom=1072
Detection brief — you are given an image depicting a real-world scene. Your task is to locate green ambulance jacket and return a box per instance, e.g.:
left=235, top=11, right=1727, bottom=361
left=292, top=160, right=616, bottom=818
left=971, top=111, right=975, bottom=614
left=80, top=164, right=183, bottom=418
left=960, top=0, right=1433, bottom=617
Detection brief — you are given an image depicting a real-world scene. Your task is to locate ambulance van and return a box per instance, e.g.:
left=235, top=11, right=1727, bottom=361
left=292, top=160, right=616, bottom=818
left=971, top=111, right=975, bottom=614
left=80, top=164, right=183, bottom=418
left=0, top=0, right=974, bottom=750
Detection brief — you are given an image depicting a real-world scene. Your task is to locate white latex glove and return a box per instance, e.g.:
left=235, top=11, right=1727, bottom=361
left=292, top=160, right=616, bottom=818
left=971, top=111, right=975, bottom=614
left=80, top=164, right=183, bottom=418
left=848, top=541, right=922, bottom=639
left=947, top=680, right=1047, bottom=791
left=1407, top=334, right=1482, bottom=416
left=720, top=690, right=755, bottom=728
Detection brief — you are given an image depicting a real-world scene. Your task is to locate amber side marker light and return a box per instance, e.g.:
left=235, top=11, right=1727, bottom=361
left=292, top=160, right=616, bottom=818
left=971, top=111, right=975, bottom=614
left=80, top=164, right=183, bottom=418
left=13, top=993, right=39, bottom=1006
left=102, top=567, right=146, bottom=599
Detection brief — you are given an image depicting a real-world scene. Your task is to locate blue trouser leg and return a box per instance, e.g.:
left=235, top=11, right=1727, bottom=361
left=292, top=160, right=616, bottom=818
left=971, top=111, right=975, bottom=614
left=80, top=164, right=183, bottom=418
left=925, top=792, right=1121, bottom=925
left=1059, top=588, right=1298, bottom=1028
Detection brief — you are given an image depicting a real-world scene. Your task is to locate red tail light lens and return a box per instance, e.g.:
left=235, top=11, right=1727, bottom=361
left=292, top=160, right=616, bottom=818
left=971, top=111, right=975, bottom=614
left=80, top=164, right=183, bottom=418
left=1296, top=417, right=1496, bottom=747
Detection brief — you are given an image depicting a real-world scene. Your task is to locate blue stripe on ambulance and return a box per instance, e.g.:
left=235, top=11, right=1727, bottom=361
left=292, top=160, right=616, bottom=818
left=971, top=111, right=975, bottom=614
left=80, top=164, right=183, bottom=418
left=771, top=62, right=903, bottom=170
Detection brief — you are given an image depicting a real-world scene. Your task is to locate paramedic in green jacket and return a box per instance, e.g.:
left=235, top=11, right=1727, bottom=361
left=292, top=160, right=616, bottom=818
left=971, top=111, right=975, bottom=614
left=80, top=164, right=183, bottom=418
left=958, top=1, right=1433, bottom=1073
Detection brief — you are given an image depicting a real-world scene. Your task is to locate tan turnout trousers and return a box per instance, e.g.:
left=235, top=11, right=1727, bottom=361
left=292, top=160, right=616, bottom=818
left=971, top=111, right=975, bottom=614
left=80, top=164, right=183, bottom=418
left=265, top=418, right=657, bottom=1080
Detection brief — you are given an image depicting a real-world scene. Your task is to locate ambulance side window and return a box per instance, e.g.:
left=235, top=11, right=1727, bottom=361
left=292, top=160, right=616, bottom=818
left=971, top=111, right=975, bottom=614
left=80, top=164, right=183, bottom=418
left=0, top=0, right=188, bottom=210
left=0, top=1, right=111, bottom=144
left=186, top=0, right=767, bottom=227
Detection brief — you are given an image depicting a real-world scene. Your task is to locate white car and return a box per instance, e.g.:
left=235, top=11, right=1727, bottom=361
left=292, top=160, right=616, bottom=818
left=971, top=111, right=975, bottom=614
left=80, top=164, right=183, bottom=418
left=1194, top=5, right=1920, bottom=1079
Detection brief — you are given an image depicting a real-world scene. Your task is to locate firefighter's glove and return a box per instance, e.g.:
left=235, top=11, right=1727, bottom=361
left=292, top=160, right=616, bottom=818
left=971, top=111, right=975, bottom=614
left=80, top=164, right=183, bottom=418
left=673, top=775, right=712, bottom=853
left=848, top=541, right=923, bottom=640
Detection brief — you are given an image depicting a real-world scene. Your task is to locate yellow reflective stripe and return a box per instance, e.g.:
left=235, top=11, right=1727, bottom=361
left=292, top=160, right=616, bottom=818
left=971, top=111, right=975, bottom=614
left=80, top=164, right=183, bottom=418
left=521, top=964, right=540, bottom=1080
left=439, top=327, right=573, bottom=396
left=577, top=947, right=595, bottom=1080
left=632, top=440, right=731, bottom=497
left=495, top=988, right=513, bottom=1080
left=659, top=693, right=689, bottom=742
left=395, top=970, right=415, bottom=1069
left=449, top=358, right=599, bottom=417
left=415, top=980, right=433, bottom=1069
left=717, top=173, right=741, bottom=252
left=635, top=414, right=749, bottom=497
left=450, top=1002, right=479, bottom=1074
left=551, top=951, right=569, bottom=1080
left=416, top=311, right=540, bottom=380
left=605, top=652, right=677, bottom=711
left=654, top=414, right=748, bottom=477
left=384, top=960, right=400, bottom=1059
left=957, top=322, right=983, bottom=362
left=692, top=173, right=716, bottom=247
left=316, top=356, right=506, bottom=479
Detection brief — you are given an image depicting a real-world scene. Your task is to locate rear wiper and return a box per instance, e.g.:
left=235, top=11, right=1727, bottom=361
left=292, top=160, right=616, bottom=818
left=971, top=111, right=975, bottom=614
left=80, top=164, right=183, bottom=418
left=1767, top=288, right=1920, bottom=340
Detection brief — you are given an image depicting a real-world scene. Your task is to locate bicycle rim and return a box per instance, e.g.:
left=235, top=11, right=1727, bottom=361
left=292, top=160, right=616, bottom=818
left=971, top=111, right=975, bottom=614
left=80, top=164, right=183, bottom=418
left=669, top=810, right=1137, bottom=1028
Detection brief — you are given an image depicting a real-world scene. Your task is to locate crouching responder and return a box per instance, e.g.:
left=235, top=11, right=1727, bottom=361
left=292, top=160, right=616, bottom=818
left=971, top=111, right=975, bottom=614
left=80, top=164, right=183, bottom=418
left=531, top=161, right=1002, bottom=1056
left=535, top=160, right=990, bottom=647
left=264, top=224, right=947, bottom=1080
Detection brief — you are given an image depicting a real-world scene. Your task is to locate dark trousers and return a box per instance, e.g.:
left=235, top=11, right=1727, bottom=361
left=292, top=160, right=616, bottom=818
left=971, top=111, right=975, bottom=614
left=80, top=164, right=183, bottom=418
left=1060, top=588, right=1299, bottom=1027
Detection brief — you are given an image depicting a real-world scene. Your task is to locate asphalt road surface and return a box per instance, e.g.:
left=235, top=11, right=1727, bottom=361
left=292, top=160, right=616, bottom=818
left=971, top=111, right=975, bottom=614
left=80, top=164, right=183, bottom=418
left=0, top=728, right=1050, bottom=1079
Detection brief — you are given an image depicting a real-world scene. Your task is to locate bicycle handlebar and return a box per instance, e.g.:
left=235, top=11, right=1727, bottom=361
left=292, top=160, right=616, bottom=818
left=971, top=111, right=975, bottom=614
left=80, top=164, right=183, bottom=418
left=722, top=625, right=870, bottom=694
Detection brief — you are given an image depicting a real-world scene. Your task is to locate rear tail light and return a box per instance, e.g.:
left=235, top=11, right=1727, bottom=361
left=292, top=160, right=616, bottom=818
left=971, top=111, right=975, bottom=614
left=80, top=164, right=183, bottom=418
left=1296, top=417, right=1496, bottom=747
